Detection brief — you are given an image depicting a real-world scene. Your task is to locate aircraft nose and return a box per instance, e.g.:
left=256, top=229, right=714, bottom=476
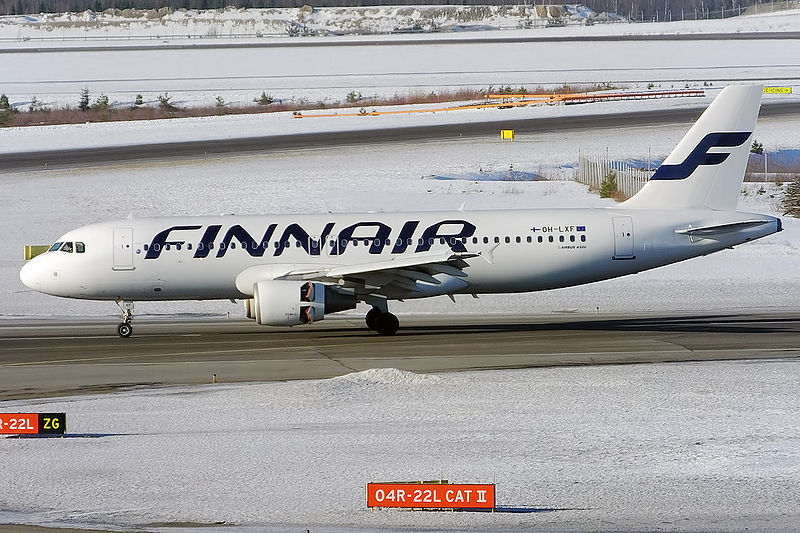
left=20, top=258, right=43, bottom=291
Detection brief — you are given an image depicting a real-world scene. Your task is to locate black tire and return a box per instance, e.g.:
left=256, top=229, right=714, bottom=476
left=374, top=312, right=399, bottom=336
left=117, top=323, right=133, bottom=338
left=365, top=306, right=381, bottom=329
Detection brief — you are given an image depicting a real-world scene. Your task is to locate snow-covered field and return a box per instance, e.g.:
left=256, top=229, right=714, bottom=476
left=1, top=4, right=798, bottom=44
left=1, top=8, right=798, bottom=110
left=1, top=362, right=799, bottom=531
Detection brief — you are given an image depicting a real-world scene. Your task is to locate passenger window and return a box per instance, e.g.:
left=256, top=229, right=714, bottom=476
left=548, top=236, right=554, bottom=243
left=187, top=243, right=193, bottom=250
left=176, top=243, right=182, bottom=250
left=581, top=235, right=586, bottom=242
left=296, top=241, right=301, bottom=248
left=483, top=237, right=489, bottom=244
left=165, top=244, right=171, bottom=251
left=144, top=244, right=149, bottom=251
left=538, top=236, right=543, bottom=243
left=472, top=237, right=478, bottom=244
left=559, top=236, right=565, bottom=242
left=49, top=242, right=63, bottom=252
left=230, top=242, right=236, bottom=249
left=515, top=236, right=521, bottom=243
left=76, top=242, right=85, bottom=253
left=504, top=236, right=510, bottom=243
left=570, top=235, right=575, bottom=242
left=494, top=236, right=499, bottom=244
left=526, top=236, right=532, bottom=243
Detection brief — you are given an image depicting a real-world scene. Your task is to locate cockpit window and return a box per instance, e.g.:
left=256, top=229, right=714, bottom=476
left=76, top=242, right=85, bottom=253
left=60, top=242, right=73, bottom=253
left=49, top=242, right=63, bottom=252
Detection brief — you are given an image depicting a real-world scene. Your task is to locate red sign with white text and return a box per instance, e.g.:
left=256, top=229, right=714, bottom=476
left=0, top=413, right=38, bottom=434
left=367, top=483, right=495, bottom=509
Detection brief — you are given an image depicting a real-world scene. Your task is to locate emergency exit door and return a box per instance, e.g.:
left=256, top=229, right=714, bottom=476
left=612, top=217, right=635, bottom=260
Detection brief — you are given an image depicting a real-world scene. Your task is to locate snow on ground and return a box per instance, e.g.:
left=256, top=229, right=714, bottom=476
left=0, top=93, right=736, bottom=154
left=0, top=11, right=798, bottom=110
left=2, top=112, right=799, bottom=319
left=1, top=362, right=799, bottom=531
left=1, top=5, right=799, bottom=45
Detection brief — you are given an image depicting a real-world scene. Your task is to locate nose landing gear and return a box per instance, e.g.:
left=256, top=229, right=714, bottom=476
left=115, top=300, right=134, bottom=338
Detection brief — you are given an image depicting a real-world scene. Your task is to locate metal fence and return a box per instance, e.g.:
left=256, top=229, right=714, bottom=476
left=576, top=155, right=653, bottom=198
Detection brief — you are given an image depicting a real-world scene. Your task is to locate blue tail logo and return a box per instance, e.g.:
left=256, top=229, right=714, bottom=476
left=652, top=132, right=751, bottom=180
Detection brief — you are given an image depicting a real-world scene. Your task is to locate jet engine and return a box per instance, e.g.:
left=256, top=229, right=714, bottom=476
left=251, top=280, right=356, bottom=326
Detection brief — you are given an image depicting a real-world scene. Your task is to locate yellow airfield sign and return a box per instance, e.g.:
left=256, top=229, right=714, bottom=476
left=764, top=87, right=792, bottom=94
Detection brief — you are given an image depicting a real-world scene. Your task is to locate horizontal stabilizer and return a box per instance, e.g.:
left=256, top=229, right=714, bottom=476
left=675, top=219, right=770, bottom=236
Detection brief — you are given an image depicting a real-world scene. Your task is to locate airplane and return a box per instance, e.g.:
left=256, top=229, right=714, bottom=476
left=20, top=85, right=782, bottom=337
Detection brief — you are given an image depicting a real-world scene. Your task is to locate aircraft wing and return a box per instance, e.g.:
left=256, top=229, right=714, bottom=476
left=276, top=250, right=481, bottom=295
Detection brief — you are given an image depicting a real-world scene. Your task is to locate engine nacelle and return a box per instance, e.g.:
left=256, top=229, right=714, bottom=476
left=252, top=280, right=356, bottom=326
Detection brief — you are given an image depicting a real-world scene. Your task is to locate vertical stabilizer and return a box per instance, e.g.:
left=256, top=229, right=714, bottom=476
left=621, top=85, right=763, bottom=211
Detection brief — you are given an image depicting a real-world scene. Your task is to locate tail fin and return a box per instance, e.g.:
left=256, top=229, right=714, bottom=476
left=621, top=85, right=762, bottom=211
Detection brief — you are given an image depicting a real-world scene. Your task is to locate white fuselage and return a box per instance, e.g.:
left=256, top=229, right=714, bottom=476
left=20, top=207, right=781, bottom=303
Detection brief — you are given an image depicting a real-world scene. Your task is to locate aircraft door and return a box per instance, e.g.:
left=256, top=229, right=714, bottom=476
left=113, top=227, right=135, bottom=270
left=612, top=217, right=635, bottom=260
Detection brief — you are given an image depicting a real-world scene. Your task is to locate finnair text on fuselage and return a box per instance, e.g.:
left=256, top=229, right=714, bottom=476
left=145, top=219, right=478, bottom=260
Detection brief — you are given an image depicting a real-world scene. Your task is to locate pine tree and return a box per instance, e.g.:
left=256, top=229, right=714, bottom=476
left=78, top=87, right=90, bottom=111
left=92, top=93, right=109, bottom=110
left=253, top=91, right=273, bottom=105
left=782, top=177, right=800, bottom=218
left=599, top=170, right=618, bottom=198
left=0, top=93, right=9, bottom=109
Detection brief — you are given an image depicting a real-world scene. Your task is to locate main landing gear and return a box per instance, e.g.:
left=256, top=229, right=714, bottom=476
left=116, top=300, right=134, bottom=338
left=365, top=306, right=399, bottom=336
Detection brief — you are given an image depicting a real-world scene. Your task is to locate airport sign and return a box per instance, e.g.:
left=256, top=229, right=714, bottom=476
left=367, top=482, right=495, bottom=509
left=0, top=413, right=66, bottom=435
left=764, top=87, right=792, bottom=94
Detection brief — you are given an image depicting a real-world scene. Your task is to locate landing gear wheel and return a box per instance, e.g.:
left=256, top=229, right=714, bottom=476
left=373, top=312, right=399, bottom=336
left=117, top=323, right=133, bottom=338
left=365, top=306, right=381, bottom=329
